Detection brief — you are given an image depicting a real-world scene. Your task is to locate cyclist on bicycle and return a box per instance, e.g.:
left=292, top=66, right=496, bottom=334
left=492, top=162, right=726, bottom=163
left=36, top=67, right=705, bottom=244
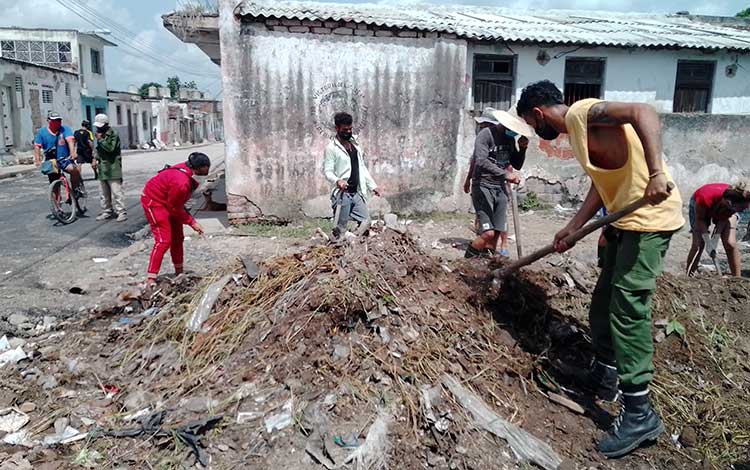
left=34, top=112, right=82, bottom=194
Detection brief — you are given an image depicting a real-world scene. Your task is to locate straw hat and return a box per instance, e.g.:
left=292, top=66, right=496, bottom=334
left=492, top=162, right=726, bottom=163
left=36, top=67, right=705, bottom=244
left=490, top=109, right=534, bottom=138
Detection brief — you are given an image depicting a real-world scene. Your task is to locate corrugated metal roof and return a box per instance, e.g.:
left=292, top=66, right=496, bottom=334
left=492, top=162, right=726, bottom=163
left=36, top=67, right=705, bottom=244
left=235, top=1, right=750, bottom=51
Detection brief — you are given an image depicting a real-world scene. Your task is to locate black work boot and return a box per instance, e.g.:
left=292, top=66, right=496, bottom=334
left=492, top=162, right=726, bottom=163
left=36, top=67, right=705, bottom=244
left=557, top=359, right=620, bottom=402
left=598, top=392, right=665, bottom=458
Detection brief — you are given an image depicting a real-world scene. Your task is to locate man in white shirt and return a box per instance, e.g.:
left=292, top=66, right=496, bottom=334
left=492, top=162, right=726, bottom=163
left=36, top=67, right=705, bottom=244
left=323, top=112, right=381, bottom=240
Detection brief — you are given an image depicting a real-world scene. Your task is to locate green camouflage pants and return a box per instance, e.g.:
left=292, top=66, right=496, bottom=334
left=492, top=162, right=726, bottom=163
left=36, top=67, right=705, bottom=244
left=589, top=228, right=673, bottom=393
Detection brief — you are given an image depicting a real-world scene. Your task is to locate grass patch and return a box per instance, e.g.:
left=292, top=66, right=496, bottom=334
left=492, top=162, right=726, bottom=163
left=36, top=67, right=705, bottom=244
left=236, top=218, right=334, bottom=239
left=519, top=191, right=545, bottom=212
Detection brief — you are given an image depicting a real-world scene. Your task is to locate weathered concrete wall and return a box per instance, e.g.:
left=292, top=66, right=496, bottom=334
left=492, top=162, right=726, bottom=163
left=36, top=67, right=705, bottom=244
left=219, top=8, right=467, bottom=221
left=662, top=114, right=750, bottom=197
left=0, top=59, right=81, bottom=158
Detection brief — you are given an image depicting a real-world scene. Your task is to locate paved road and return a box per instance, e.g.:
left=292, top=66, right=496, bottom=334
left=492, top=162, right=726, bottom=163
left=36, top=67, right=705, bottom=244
left=0, top=143, right=225, bottom=294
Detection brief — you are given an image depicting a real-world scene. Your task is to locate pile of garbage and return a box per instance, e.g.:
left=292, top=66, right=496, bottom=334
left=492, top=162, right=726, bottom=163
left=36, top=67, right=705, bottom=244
left=0, top=225, right=748, bottom=469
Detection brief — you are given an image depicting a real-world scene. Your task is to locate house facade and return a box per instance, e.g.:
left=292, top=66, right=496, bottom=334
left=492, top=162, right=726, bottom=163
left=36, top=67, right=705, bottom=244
left=0, top=57, right=82, bottom=158
left=0, top=27, right=116, bottom=125
left=165, top=1, right=750, bottom=222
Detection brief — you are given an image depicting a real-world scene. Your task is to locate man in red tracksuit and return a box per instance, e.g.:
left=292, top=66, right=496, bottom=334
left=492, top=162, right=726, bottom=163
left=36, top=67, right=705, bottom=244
left=141, top=152, right=211, bottom=285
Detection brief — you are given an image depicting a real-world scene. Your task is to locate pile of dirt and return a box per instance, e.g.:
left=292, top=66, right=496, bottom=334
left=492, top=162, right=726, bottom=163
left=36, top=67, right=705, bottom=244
left=0, top=227, right=748, bottom=469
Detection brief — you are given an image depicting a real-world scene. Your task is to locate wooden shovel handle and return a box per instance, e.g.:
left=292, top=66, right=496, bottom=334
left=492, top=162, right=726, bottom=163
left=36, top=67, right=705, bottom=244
left=493, top=183, right=674, bottom=278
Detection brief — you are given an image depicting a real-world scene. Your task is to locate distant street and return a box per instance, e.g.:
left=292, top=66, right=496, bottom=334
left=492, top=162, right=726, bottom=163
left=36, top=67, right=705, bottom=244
left=0, top=143, right=224, bottom=316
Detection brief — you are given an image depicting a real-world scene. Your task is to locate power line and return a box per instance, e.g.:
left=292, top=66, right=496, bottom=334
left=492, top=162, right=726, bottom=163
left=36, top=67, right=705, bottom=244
left=62, top=0, right=218, bottom=77
left=54, top=0, right=219, bottom=79
left=67, top=0, right=212, bottom=70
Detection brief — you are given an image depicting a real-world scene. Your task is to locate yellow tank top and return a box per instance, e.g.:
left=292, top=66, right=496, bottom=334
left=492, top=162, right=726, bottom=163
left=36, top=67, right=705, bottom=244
left=565, top=99, right=685, bottom=232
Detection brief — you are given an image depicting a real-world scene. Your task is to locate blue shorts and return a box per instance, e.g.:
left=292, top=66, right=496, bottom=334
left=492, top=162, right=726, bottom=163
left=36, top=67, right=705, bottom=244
left=57, top=158, right=76, bottom=172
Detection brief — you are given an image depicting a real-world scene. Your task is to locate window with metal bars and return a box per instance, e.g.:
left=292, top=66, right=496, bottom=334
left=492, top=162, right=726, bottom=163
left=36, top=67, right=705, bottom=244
left=65, top=83, right=71, bottom=97
left=564, top=58, right=605, bottom=105
left=0, top=40, right=71, bottom=65
left=14, top=76, right=24, bottom=108
left=472, top=54, right=515, bottom=112
left=673, top=61, right=715, bottom=113
left=42, top=89, right=53, bottom=104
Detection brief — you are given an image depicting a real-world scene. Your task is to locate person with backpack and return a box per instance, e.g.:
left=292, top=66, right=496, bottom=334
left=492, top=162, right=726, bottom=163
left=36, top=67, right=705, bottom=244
left=93, top=114, right=127, bottom=222
left=141, top=152, right=209, bottom=286
left=74, top=120, right=96, bottom=179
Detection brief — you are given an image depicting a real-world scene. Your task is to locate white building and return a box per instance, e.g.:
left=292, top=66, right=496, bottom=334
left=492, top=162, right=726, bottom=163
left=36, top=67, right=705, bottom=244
left=165, top=2, right=750, bottom=219
left=1, top=57, right=82, bottom=158
left=0, top=27, right=116, bottom=123
left=108, top=87, right=154, bottom=149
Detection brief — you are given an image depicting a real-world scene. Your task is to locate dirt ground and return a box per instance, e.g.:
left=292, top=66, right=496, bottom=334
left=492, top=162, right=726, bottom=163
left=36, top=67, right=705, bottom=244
left=0, top=209, right=748, bottom=470
left=4, top=206, right=747, bottom=328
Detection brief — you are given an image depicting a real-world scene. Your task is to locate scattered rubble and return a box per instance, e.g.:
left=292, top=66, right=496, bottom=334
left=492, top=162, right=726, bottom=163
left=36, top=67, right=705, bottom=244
left=0, top=227, right=747, bottom=469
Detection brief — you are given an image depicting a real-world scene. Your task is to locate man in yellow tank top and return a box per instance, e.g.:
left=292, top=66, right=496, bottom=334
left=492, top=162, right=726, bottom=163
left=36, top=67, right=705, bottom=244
left=516, top=81, right=684, bottom=459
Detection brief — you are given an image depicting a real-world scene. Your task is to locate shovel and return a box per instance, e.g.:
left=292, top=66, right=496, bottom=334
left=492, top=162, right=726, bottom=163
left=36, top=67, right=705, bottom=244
left=491, top=183, right=674, bottom=290
left=508, top=181, right=523, bottom=258
left=706, top=227, right=722, bottom=275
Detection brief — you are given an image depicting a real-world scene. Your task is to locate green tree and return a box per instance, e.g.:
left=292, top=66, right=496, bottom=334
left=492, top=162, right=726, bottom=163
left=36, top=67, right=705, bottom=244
left=166, top=76, right=181, bottom=98
left=183, top=80, right=198, bottom=89
left=138, top=82, right=162, bottom=99
left=738, top=7, right=750, bottom=17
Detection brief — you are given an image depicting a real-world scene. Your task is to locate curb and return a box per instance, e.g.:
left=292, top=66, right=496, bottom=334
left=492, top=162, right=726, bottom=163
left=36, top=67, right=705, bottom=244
left=121, top=141, right=222, bottom=156
left=0, top=166, right=36, bottom=181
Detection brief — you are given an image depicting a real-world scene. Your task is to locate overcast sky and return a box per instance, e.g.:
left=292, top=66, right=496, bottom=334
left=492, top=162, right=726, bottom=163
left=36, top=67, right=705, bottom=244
left=1, top=0, right=747, bottom=97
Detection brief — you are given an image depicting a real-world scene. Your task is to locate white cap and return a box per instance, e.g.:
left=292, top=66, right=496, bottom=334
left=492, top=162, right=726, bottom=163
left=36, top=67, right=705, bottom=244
left=93, top=113, right=109, bottom=128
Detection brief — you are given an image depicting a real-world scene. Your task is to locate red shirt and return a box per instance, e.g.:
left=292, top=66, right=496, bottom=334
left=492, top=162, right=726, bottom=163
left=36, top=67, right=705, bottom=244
left=693, top=183, right=729, bottom=210
left=142, top=162, right=197, bottom=225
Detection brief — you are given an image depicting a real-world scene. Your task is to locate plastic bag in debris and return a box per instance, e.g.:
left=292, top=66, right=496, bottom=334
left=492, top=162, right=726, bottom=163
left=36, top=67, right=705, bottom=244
left=187, top=275, right=232, bottom=332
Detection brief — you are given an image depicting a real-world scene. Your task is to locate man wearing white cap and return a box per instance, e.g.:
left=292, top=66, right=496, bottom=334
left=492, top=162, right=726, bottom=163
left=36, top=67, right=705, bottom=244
left=464, top=108, right=532, bottom=258
left=93, top=114, right=127, bottom=222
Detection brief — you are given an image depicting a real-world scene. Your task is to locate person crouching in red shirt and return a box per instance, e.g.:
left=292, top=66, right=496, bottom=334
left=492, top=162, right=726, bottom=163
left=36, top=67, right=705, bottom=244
left=141, top=152, right=210, bottom=285
left=686, top=182, right=750, bottom=277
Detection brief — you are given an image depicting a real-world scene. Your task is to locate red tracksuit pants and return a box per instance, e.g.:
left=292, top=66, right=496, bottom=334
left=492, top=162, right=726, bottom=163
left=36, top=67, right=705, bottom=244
left=141, top=195, right=184, bottom=279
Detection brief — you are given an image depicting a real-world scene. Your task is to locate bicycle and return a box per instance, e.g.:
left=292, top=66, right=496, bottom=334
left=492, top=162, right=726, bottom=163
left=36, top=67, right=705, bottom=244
left=49, top=171, right=87, bottom=224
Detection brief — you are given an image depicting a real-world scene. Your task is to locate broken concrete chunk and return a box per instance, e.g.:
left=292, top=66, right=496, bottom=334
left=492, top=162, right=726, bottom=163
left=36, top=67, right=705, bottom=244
left=241, top=256, right=260, bottom=279
left=0, top=408, right=30, bottom=433
left=0, top=335, right=10, bottom=352
left=39, top=375, right=59, bottom=390
left=43, top=426, right=82, bottom=445
left=181, top=396, right=220, bottom=413
left=123, top=390, right=158, bottom=412
left=264, top=400, right=293, bottom=433
left=2, top=430, right=36, bottom=447
left=384, top=213, right=398, bottom=228
left=8, top=314, right=30, bottom=327
left=18, top=403, right=36, bottom=414
left=332, top=344, right=350, bottom=362
left=0, top=347, right=27, bottom=366
left=236, top=411, right=264, bottom=424
left=8, top=338, right=26, bottom=349
left=654, top=331, right=667, bottom=343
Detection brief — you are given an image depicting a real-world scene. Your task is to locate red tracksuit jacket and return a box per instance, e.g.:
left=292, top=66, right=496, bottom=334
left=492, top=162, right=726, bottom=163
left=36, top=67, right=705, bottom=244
left=142, top=162, right=198, bottom=225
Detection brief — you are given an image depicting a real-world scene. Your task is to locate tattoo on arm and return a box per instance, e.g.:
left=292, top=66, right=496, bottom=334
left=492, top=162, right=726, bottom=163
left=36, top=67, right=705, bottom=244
left=587, top=102, right=618, bottom=125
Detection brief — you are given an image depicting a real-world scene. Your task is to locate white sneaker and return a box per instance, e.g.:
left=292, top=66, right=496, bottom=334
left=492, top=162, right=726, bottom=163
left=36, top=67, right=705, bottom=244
left=116, top=213, right=128, bottom=222
left=96, top=213, right=112, bottom=221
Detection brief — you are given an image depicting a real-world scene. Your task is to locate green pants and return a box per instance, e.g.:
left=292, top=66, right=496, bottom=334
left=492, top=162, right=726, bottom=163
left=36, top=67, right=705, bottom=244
left=589, top=228, right=673, bottom=393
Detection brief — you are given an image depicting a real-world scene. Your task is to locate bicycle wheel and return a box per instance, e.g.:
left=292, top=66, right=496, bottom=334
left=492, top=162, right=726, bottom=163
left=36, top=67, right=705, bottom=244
left=74, top=181, right=88, bottom=216
left=49, top=178, right=77, bottom=224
